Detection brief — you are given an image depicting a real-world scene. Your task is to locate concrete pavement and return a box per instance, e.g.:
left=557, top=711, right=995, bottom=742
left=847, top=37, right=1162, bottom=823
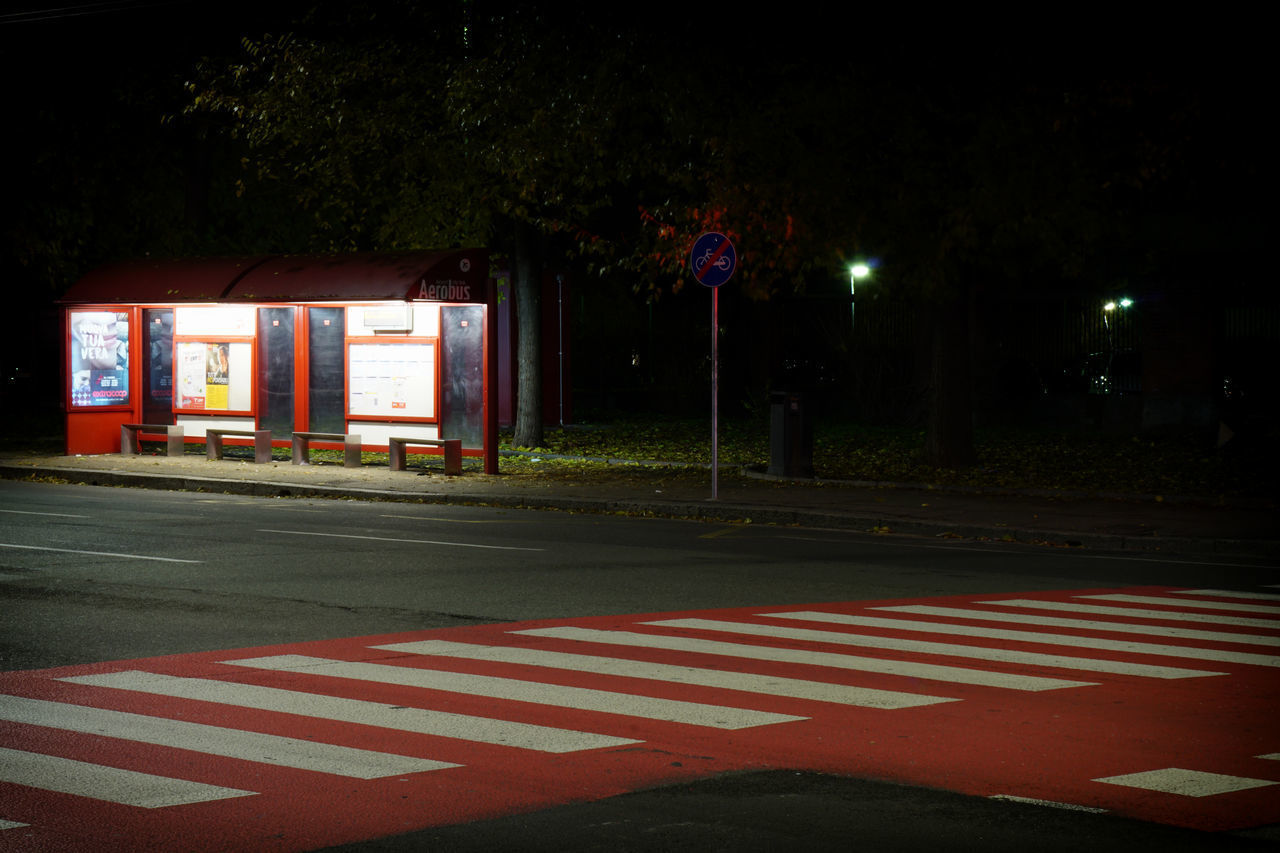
left=0, top=449, right=1276, bottom=559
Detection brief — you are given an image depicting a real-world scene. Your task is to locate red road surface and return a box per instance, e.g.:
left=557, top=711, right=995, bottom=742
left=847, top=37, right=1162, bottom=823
left=1, top=584, right=1277, bottom=851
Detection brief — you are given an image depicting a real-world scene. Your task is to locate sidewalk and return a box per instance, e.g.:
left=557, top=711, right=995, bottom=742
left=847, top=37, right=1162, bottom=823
left=1, top=449, right=1276, bottom=558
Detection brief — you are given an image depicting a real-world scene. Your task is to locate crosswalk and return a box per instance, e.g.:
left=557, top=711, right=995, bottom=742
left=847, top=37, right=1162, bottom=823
left=2, top=584, right=1278, bottom=850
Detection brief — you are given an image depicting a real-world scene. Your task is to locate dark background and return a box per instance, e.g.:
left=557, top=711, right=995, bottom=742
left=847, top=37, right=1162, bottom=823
left=2, top=3, right=1272, bottom=446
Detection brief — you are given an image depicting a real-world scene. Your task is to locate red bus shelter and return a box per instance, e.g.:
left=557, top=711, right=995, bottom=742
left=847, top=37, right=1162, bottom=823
left=58, top=249, right=498, bottom=473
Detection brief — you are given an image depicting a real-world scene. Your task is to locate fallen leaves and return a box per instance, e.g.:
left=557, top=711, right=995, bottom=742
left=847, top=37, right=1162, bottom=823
left=498, top=418, right=1268, bottom=499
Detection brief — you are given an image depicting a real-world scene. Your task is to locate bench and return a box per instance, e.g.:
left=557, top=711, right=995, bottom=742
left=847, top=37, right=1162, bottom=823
left=120, top=423, right=184, bottom=457
left=205, top=428, right=273, bottom=464
left=291, top=431, right=362, bottom=468
left=388, top=437, right=462, bottom=475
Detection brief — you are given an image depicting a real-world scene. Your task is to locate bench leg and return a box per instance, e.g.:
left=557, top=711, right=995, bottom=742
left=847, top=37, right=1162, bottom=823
left=120, top=426, right=138, bottom=456
left=291, top=436, right=308, bottom=465
left=253, top=430, right=272, bottom=464
left=206, top=433, right=222, bottom=461
left=344, top=434, right=362, bottom=468
left=443, top=440, right=461, bottom=476
left=166, top=426, right=184, bottom=457
left=389, top=440, right=406, bottom=472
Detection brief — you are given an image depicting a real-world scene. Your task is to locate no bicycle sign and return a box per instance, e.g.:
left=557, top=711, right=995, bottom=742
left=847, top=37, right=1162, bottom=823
left=690, top=232, right=736, bottom=287
left=689, top=231, right=736, bottom=499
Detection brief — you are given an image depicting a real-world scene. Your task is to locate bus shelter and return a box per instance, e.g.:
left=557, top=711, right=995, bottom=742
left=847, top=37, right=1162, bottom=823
left=59, top=249, right=498, bottom=473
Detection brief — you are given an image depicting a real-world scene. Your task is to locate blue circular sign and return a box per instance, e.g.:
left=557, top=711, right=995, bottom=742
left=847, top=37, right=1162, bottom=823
left=690, top=232, right=736, bottom=288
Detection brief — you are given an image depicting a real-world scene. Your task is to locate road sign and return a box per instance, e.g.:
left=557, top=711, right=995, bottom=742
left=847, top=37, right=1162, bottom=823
left=690, top=232, right=736, bottom=288
left=688, top=231, right=736, bottom=498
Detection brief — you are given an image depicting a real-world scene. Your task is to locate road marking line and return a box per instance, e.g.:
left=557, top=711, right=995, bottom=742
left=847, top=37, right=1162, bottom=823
left=1081, top=594, right=1280, bottom=615
left=0, top=694, right=456, bottom=779
left=770, top=612, right=1280, bottom=668
left=980, top=598, right=1280, bottom=629
left=1093, top=768, right=1277, bottom=797
left=0, top=542, right=201, bottom=563
left=751, top=614, right=1219, bottom=679
left=873, top=605, right=1280, bottom=646
left=257, top=529, right=544, bottom=552
left=226, top=655, right=805, bottom=730
left=1258, top=754, right=1280, bottom=761
left=516, top=626, right=1095, bottom=692
left=0, top=820, right=29, bottom=830
left=988, top=794, right=1108, bottom=813
left=197, top=500, right=323, bottom=513
left=0, top=745, right=255, bottom=808
left=380, top=515, right=526, bottom=524
left=0, top=509, right=89, bottom=518
left=59, top=671, right=636, bottom=753
left=1172, top=588, right=1280, bottom=601
left=372, top=640, right=956, bottom=709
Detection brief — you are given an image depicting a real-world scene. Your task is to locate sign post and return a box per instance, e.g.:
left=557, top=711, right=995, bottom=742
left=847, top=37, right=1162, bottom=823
left=689, top=231, right=737, bottom=500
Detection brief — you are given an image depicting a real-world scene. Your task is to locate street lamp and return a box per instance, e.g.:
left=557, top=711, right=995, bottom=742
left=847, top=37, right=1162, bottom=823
left=849, top=262, right=871, bottom=333
left=1101, top=296, right=1134, bottom=358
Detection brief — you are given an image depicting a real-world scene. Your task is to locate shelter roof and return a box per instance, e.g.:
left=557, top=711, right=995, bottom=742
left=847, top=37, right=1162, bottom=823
left=59, top=250, right=487, bottom=304
left=58, top=257, right=270, bottom=304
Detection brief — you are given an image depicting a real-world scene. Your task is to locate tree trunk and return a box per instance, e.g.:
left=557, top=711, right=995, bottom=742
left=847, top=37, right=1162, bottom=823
left=512, top=220, right=544, bottom=449
left=923, top=285, right=975, bottom=468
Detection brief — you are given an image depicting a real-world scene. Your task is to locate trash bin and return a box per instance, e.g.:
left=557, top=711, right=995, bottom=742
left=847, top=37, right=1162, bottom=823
left=768, top=391, right=813, bottom=478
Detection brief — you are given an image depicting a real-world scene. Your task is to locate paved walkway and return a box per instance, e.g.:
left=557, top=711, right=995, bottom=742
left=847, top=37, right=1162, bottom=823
left=1, top=450, right=1276, bottom=558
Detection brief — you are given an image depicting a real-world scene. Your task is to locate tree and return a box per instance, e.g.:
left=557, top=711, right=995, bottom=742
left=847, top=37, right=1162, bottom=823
left=185, top=7, right=1229, bottom=470
left=184, top=3, right=729, bottom=448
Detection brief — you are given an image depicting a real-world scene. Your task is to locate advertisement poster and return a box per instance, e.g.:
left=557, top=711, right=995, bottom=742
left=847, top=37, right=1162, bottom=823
left=69, top=311, right=129, bottom=407
left=348, top=343, right=434, bottom=418
left=177, top=341, right=248, bottom=410
left=147, top=312, right=173, bottom=407
left=205, top=344, right=229, bottom=409
left=177, top=342, right=207, bottom=409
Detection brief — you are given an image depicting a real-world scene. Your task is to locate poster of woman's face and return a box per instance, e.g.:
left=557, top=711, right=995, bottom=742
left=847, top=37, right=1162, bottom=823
left=72, top=312, right=128, bottom=370
left=207, top=343, right=229, bottom=378
left=70, top=311, right=129, bottom=406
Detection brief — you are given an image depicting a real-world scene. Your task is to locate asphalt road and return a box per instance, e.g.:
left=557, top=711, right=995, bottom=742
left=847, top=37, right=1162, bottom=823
left=2, top=480, right=1278, bottom=851
left=4, top=480, right=1275, bottom=671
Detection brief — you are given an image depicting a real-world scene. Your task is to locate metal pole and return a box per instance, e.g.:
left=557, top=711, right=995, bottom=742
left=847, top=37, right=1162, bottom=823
left=557, top=274, right=564, bottom=427
left=711, top=286, right=718, bottom=500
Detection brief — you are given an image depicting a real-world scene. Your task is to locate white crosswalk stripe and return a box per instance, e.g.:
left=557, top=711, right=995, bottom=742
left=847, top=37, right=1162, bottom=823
left=1083, top=594, right=1280, bottom=614
left=1172, top=589, right=1280, bottom=601
left=58, top=670, right=639, bottom=752
left=873, top=604, right=1280, bottom=646
left=371, top=639, right=957, bottom=709
left=224, top=654, right=807, bottom=729
left=647, top=618, right=1221, bottom=679
left=980, top=598, right=1280, bottom=629
left=518, top=625, right=1097, bottom=691
left=0, top=694, right=456, bottom=778
left=0, top=745, right=255, bottom=808
left=762, top=611, right=1280, bottom=667
left=1094, top=767, right=1277, bottom=797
